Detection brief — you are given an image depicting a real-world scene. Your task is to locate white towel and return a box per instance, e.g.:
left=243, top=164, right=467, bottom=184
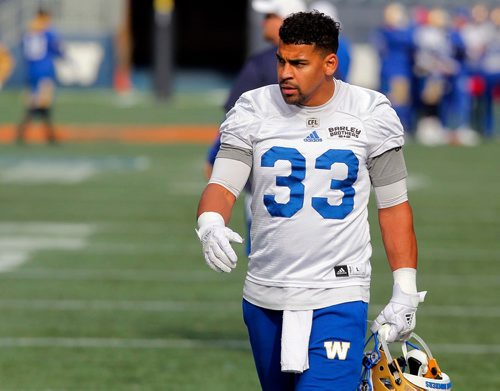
left=280, top=309, right=313, bottom=373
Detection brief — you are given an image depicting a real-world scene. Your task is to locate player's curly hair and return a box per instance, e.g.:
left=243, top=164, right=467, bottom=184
left=279, top=11, right=340, bottom=54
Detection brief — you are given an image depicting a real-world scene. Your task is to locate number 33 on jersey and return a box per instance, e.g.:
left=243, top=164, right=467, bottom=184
left=220, top=81, right=405, bottom=289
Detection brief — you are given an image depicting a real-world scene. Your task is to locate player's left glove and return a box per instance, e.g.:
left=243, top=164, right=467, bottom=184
left=196, top=212, right=243, bottom=273
left=371, top=268, right=426, bottom=343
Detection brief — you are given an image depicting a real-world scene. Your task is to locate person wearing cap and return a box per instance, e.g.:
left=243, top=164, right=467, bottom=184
left=204, top=0, right=307, bottom=255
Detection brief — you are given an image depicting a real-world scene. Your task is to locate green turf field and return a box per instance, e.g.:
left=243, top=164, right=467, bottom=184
left=0, top=89, right=499, bottom=390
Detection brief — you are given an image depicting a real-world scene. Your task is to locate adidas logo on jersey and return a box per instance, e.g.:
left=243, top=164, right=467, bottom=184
left=304, top=131, right=322, bottom=142
left=334, top=265, right=349, bottom=277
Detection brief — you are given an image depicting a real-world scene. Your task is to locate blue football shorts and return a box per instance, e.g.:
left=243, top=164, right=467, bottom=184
left=242, top=299, right=368, bottom=391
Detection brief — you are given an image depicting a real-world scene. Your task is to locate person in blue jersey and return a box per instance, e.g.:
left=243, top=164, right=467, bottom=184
left=373, top=2, right=415, bottom=133
left=204, top=0, right=307, bottom=255
left=481, top=6, right=500, bottom=137
left=196, top=11, right=425, bottom=390
left=16, top=8, right=63, bottom=144
left=461, top=4, right=498, bottom=138
left=444, top=8, right=479, bottom=145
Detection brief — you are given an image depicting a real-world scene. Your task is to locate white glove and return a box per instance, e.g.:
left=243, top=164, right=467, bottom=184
left=371, top=268, right=426, bottom=342
left=196, top=212, right=243, bottom=273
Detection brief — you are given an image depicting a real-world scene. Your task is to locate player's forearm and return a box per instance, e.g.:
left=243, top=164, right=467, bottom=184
left=197, top=183, right=236, bottom=225
left=378, top=201, right=417, bottom=271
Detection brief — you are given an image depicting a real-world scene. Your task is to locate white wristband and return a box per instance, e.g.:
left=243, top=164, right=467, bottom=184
left=393, top=267, right=417, bottom=295
left=197, top=211, right=225, bottom=229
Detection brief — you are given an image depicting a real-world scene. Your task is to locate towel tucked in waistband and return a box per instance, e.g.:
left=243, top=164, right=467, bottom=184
left=280, top=309, right=313, bottom=373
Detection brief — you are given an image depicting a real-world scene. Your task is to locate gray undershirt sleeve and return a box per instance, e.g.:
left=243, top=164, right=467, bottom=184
left=367, top=147, right=407, bottom=187
left=216, top=143, right=253, bottom=168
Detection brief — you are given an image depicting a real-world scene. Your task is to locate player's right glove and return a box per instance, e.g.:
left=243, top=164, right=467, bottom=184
left=196, top=212, right=243, bottom=273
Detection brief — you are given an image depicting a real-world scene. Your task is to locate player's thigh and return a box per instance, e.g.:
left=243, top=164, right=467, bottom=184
left=296, top=301, right=368, bottom=391
left=242, top=300, right=294, bottom=391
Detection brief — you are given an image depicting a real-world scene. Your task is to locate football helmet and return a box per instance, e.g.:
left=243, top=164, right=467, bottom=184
left=358, top=330, right=452, bottom=390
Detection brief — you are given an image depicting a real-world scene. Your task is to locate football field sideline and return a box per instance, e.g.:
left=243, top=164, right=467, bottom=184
left=0, top=124, right=218, bottom=143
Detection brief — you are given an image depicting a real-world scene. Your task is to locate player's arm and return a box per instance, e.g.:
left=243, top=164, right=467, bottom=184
left=378, top=200, right=417, bottom=271
left=196, top=145, right=252, bottom=273
left=368, top=148, right=426, bottom=342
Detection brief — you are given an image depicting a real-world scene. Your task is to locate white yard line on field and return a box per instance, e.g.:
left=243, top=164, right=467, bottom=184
left=0, top=269, right=224, bottom=282
left=0, top=299, right=497, bottom=318
left=0, top=337, right=497, bottom=354
left=0, top=252, right=30, bottom=272
left=2, top=268, right=499, bottom=286
left=0, top=222, right=95, bottom=272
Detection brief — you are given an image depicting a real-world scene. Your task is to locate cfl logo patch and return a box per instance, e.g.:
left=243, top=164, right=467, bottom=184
left=306, top=118, right=320, bottom=128
left=324, top=341, right=351, bottom=360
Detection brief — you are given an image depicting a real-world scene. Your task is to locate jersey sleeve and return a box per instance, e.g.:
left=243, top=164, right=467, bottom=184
left=365, top=95, right=405, bottom=159
left=219, top=93, right=260, bottom=150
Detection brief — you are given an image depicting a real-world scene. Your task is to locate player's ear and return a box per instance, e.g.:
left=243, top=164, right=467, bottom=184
left=324, top=53, right=338, bottom=77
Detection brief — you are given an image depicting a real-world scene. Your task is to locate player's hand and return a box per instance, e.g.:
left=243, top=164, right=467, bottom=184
left=196, top=212, right=243, bottom=273
left=371, top=283, right=426, bottom=342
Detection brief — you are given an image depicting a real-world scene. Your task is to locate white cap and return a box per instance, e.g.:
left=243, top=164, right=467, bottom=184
left=252, top=0, right=307, bottom=18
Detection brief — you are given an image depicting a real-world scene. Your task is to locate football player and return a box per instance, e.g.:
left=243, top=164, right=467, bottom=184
left=16, top=8, right=63, bottom=144
left=196, top=11, right=425, bottom=390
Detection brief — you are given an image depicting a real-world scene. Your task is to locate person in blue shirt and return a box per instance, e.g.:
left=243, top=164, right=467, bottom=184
left=481, top=6, right=500, bottom=137
left=16, top=9, right=63, bottom=144
left=204, top=0, right=307, bottom=255
left=205, top=0, right=307, bottom=177
left=373, top=3, right=415, bottom=133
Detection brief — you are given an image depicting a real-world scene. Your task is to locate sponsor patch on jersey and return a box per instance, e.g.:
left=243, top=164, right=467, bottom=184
left=328, top=126, right=361, bottom=139
left=304, top=131, right=323, bottom=142
left=306, top=117, right=320, bottom=128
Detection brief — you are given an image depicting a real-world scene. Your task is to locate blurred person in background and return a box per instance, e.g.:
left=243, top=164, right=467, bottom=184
left=373, top=3, right=415, bottom=133
left=413, top=7, right=466, bottom=145
left=16, top=8, right=63, bottom=145
left=205, top=0, right=307, bottom=180
left=204, top=0, right=307, bottom=255
left=461, top=3, right=498, bottom=137
left=0, top=42, right=14, bottom=89
left=481, top=6, right=500, bottom=137
left=443, top=7, right=479, bottom=145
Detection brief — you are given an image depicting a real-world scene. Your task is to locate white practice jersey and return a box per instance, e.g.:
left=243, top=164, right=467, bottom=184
left=220, top=80, right=405, bottom=308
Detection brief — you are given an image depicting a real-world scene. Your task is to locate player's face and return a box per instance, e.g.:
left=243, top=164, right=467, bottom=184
left=277, top=42, right=337, bottom=106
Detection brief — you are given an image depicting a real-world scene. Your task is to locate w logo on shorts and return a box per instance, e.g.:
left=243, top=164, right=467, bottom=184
left=324, top=341, right=351, bottom=360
